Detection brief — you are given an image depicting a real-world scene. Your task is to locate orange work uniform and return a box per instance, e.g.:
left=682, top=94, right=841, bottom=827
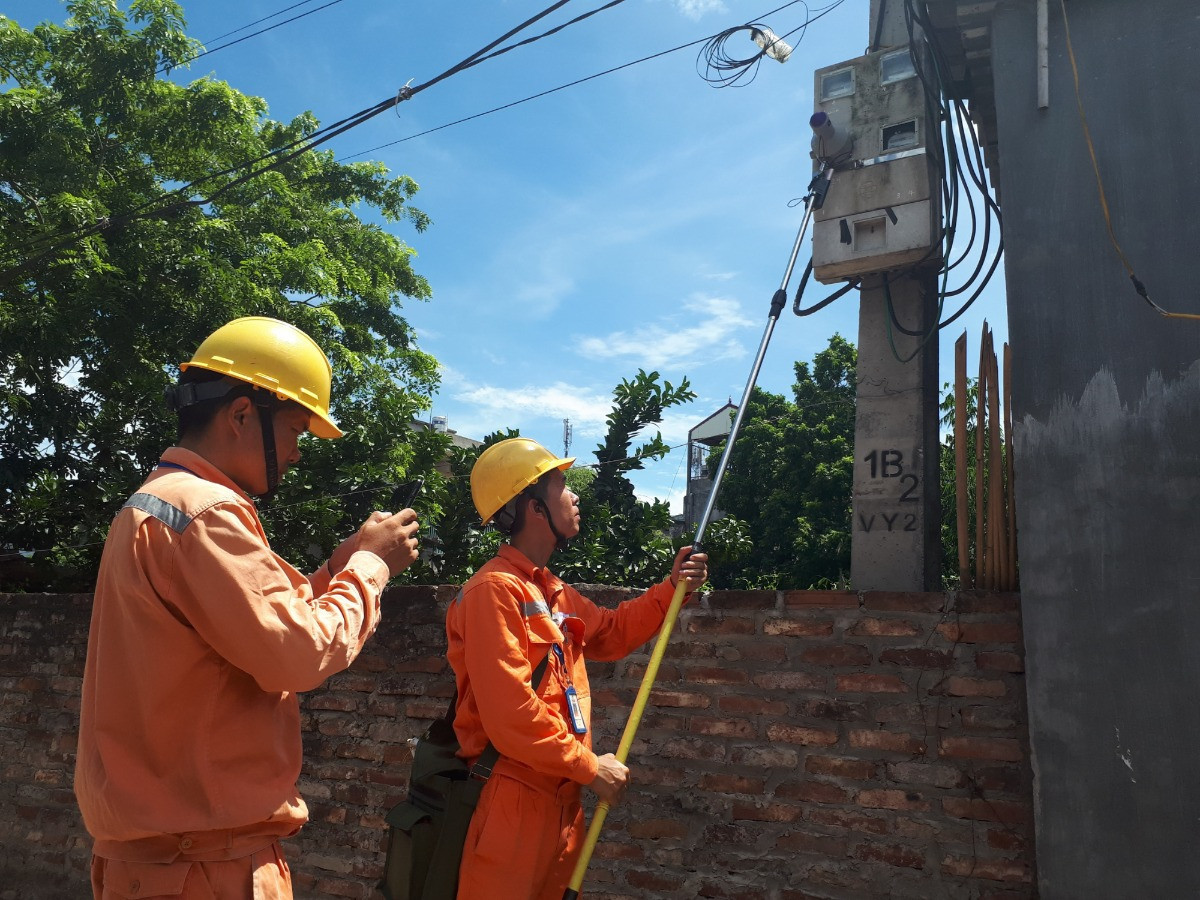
left=446, top=544, right=684, bottom=900
left=76, top=447, right=389, bottom=899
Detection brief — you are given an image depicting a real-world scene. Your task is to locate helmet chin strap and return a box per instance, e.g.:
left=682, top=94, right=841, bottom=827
left=253, top=392, right=279, bottom=502
left=534, top=495, right=570, bottom=552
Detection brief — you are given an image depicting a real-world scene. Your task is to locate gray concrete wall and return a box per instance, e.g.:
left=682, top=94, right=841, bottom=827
left=992, top=1, right=1200, bottom=896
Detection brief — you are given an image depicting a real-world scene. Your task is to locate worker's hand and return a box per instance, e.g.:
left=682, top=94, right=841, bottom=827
left=670, top=546, right=708, bottom=594
left=345, top=508, right=420, bottom=578
left=588, top=753, right=629, bottom=806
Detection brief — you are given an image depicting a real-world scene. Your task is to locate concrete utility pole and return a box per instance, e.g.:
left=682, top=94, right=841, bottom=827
left=838, top=2, right=942, bottom=589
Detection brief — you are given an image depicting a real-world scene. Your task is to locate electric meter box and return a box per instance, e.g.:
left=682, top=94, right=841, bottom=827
left=811, top=45, right=942, bottom=283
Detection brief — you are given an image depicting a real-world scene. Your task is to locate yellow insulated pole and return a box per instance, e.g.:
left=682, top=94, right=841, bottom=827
left=562, top=576, right=689, bottom=899
left=563, top=165, right=833, bottom=900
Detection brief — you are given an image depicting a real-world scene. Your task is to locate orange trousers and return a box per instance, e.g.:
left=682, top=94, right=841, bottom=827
left=90, top=842, right=292, bottom=899
left=457, top=773, right=586, bottom=900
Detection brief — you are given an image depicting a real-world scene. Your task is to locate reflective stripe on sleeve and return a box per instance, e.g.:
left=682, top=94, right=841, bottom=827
left=521, top=599, right=550, bottom=618
left=123, top=493, right=193, bottom=534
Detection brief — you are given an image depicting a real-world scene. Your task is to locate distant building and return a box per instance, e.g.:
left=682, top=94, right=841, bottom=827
left=682, top=402, right=736, bottom=530
left=409, top=416, right=482, bottom=476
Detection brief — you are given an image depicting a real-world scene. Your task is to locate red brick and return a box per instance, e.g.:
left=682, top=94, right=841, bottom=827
left=763, top=619, right=834, bottom=638
left=594, top=841, right=644, bottom=860
left=685, top=616, right=756, bottom=635
left=942, top=797, right=1032, bottom=825
left=937, top=622, right=1022, bottom=644
left=683, top=666, right=749, bottom=685
left=854, top=841, right=926, bottom=869
left=887, top=761, right=965, bottom=789
left=856, top=789, right=930, bottom=812
left=807, top=807, right=892, bottom=835
left=939, top=736, right=1023, bottom=762
left=660, top=738, right=726, bottom=761
left=753, top=671, right=826, bottom=691
left=627, top=818, right=690, bottom=840
left=775, top=780, right=851, bottom=804
left=941, top=856, right=1033, bottom=882
left=941, top=676, right=1007, bottom=697
left=699, top=773, right=766, bottom=794
left=961, top=706, right=1020, bottom=730
left=402, top=700, right=447, bottom=720
left=689, top=716, right=755, bottom=738
left=783, top=590, right=858, bottom=608
left=976, top=651, right=1025, bottom=672
left=880, top=648, right=953, bottom=668
left=836, top=673, right=908, bottom=693
left=649, top=689, right=711, bottom=709
left=718, top=695, right=788, bottom=716
left=775, top=830, right=850, bottom=856
left=626, top=869, right=679, bottom=891
left=954, top=591, right=1021, bottom=614
left=863, top=591, right=948, bottom=612
left=766, top=723, right=839, bottom=746
left=707, top=590, right=776, bottom=610
left=848, top=617, right=921, bottom=637
left=849, top=729, right=926, bottom=754
left=799, top=697, right=868, bottom=721
left=805, top=755, right=879, bottom=780
left=987, top=827, right=1028, bottom=851
left=732, top=801, right=803, bottom=823
left=801, top=645, right=872, bottom=667
left=730, top=745, right=799, bottom=768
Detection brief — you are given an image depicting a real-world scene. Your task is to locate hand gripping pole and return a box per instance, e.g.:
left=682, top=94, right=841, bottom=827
left=563, top=166, right=833, bottom=900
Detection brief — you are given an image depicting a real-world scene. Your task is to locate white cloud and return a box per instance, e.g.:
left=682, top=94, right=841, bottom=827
left=449, top=380, right=613, bottom=437
left=574, top=293, right=753, bottom=369
left=669, top=0, right=727, bottom=20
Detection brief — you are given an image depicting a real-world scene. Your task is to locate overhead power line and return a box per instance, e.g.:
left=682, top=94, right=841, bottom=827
left=0, top=0, right=631, bottom=288
left=341, top=0, right=835, bottom=161
left=158, top=0, right=352, bottom=75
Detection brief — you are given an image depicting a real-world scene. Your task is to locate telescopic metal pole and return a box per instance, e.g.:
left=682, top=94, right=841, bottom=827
left=563, top=164, right=833, bottom=900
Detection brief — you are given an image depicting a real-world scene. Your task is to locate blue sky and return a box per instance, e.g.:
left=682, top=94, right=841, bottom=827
left=8, top=0, right=1008, bottom=512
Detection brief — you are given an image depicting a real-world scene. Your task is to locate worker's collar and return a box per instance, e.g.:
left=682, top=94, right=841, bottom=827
left=497, top=543, right=565, bottom=602
left=155, top=446, right=255, bottom=503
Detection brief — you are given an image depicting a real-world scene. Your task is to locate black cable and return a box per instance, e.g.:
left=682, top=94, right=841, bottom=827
left=697, top=0, right=846, bottom=88
left=203, top=0, right=328, bottom=45
left=0, top=0, right=630, bottom=288
left=791, top=258, right=859, bottom=317
left=157, top=0, right=350, bottom=75
left=343, top=0, right=838, bottom=161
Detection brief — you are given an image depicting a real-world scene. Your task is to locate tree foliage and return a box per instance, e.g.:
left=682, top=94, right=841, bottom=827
left=0, top=1, right=442, bottom=588
left=707, top=334, right=857, bottom=589
left=555, top=370, right=694, bottom=586
left=408, top=371, right=695, bottom=590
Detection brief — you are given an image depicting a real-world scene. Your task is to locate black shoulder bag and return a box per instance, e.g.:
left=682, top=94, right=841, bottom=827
left=380, top=653, right=551, bottom=900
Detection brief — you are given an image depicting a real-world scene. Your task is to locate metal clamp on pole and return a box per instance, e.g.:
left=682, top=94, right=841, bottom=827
left=563, top=165, right=835, bottom=900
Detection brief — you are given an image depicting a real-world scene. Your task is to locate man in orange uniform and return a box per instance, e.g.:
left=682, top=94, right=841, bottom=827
left=447, top=437, right=708, bottom=900
left=75, top=317, right=422, bottom=899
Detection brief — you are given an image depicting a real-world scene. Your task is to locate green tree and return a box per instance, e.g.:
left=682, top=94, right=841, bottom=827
left=555, top=370, right=695, bottom=586
left=409, top=372, right=695, bottom=589
left=0, top=1, right=439, bottom=589
left=708, top=334, right=857, bottom=589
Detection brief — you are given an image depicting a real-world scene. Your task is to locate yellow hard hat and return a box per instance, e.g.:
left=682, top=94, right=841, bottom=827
left=471, top=437, right=574, bottom=525
left=180, top=316, right=343, bottom=439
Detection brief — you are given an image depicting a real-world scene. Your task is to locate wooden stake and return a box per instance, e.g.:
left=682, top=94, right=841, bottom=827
left=986, top=332, right=1004, bottom=592
left=1004, top=342, right=1017, bottom=590
left=975, top=323, right=989, bottom=589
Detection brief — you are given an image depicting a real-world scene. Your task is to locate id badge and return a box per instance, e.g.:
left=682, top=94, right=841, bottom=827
left=565, top=685, right=587, bottom=735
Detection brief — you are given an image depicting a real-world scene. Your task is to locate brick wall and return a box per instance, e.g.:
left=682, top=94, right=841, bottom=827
left=0, top=587, right=1034, bottom=899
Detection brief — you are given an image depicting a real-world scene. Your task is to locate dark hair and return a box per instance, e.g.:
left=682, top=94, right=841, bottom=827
left=174, top=369, right=255, bottom=441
